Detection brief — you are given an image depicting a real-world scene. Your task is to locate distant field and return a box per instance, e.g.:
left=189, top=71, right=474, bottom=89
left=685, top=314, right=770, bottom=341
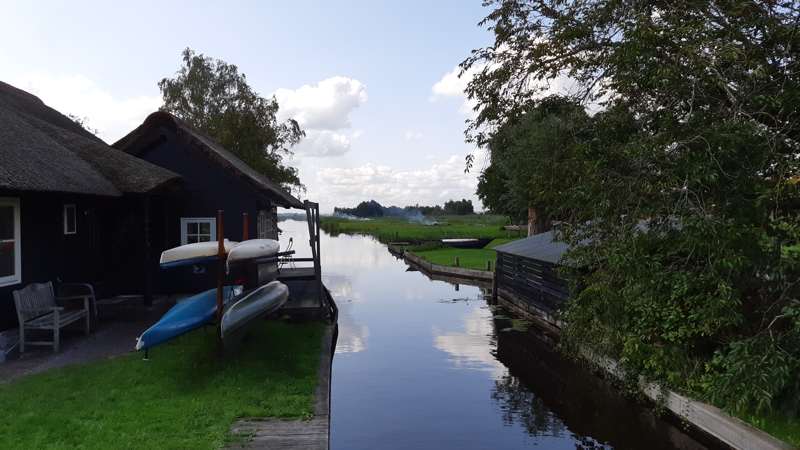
left=320, top=215, right=523, bottom=243
left=409, top=238, right=514, bottom=270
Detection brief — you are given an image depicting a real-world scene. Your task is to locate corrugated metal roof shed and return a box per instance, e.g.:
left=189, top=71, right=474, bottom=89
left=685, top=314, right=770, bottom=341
left=493, top=230, right=570, bottom=264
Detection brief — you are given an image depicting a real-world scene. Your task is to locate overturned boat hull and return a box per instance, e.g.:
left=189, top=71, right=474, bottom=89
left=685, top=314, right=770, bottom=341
left=135, top=285, right=241, bottom=351
left=221, top=281, right=289, bottom=343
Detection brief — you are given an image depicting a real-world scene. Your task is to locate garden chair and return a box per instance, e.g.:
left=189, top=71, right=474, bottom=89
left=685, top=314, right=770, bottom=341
left=12, top=281, right=93, bottom=353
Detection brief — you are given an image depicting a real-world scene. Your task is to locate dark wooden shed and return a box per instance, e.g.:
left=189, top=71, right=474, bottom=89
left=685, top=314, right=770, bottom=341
left=0, top=81, right=181, bottom=331
left=494, top=231, right=571, bottom=320
left=113, top=112, right=305, bottom=294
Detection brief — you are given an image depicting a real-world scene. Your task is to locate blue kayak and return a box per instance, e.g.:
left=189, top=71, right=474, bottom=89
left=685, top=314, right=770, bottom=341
left=135, top=285, right=241, bottom=351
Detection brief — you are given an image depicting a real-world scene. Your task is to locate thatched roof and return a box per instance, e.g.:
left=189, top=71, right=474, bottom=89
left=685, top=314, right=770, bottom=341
left=114, top=111, right=304, bottom=209
left=0, top=81, right=180, bottom=197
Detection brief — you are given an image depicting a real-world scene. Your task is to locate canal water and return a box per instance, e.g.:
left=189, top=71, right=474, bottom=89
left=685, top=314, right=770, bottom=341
left=279, top=219, right=718, bottom=450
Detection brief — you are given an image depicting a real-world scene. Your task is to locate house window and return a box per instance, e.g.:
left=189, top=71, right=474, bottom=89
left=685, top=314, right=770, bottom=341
left=180, top=217, right=216, bottom=245
left=63, top=204, right=77, bottom=235
left=0, top=198, right=21, bottom=287
left=257, top=210, right=268, bottom=239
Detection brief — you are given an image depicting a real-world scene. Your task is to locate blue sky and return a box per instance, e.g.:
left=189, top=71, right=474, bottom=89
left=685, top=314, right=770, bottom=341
left=1, top=1, right=494, bottom=212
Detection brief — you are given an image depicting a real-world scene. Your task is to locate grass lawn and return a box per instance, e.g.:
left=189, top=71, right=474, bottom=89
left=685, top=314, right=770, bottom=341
left=320, top=215, right=524, bottom=243
left=410, top=238, right=515, bottom=270
left=0, top=321, right=324, bottom=450
left=742, top=413, right=800, bottom=448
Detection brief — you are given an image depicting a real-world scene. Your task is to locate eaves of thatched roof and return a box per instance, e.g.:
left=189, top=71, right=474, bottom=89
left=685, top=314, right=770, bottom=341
left=114, top=111, right=304, bottom=209
left=0, top=81, right=181, bottom=197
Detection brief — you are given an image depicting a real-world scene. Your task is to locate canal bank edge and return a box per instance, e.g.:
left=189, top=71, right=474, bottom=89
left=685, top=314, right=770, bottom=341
left=401, top=247, right=795, bottom=450
left=229, top=324, right=335, bottom=450
left=402, top=250, right=494, bottom=282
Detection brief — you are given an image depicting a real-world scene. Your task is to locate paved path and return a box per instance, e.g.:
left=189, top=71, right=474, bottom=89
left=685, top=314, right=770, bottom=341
left=0, top=300, right=170, bottom=383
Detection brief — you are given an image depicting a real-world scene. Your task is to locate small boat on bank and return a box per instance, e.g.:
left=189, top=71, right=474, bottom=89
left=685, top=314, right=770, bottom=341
left=159, top=240, right=238, bottom=268
left=226, top=239, right=280, bottom=264
left=221, top=280, right=289, bottom=344
left=440, top=238, right=492, bottom=249
left=135, top=285, right=242, bottom=351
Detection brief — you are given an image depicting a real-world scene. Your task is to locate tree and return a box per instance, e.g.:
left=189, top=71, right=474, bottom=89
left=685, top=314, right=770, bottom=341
left=443, top=199, right=475, bottom=215
left=159, top=48, right=304, bottom=190
left=465, top=1, right=800, bottom=415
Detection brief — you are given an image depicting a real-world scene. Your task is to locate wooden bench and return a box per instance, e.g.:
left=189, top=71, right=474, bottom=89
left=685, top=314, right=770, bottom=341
left=13, top=282, right=93, bottom=353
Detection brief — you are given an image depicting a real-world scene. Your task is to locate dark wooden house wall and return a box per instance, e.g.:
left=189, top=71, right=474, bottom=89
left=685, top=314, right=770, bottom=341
left=495, top=251, right=569, bottom=313
left=0, top=190, right=142, bottom=331
left=134, top=127, right=277, bottom=294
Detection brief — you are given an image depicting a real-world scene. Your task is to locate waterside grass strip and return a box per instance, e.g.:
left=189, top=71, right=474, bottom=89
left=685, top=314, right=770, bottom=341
left=403, top=251, right=494, bottom=281
left=229, top=324, right=335, bottom=450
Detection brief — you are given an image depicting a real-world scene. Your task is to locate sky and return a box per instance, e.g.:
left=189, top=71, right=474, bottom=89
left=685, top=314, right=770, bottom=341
left=1, top=1, right=495, bottom=213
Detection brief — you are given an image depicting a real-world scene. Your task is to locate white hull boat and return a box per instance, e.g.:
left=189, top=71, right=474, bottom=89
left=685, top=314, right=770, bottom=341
left=221, top=280, right=289, bottom=343
left=227, top=239, right=280, bottom=264
left=160, top=239, right=237, bottom=267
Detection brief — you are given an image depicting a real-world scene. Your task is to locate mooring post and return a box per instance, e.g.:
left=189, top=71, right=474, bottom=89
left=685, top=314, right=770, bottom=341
left=216, top=209, right=225, bottom=341
left=454, top=256, right=460, bottom=267
left=242, top=212, right=249, bottom=240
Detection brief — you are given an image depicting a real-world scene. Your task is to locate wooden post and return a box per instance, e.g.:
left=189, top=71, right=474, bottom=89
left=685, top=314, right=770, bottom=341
left=486, top=260, right=492, bottom=271
left=454, top=256, right=460, bottom=267
left=216, top=210, right=225, bottom=338
left=242, top=212, right=249, bottom=241
left=143, top=196, right=153, bottom=307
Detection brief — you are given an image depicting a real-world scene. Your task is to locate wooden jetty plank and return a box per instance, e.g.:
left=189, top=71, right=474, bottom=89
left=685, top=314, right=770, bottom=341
left=229, top=325, right=335, bottom=450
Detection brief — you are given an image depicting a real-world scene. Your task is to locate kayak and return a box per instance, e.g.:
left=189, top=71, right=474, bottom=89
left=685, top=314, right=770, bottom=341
left=226, top=239, right=280, bottom=265
left=440, top=238, right=492, bottom=249
left=160, top=240, right=237, bottom=268
left=221, top=281, right=289, bottom=343
left=135, top=285, right=242, bottom=351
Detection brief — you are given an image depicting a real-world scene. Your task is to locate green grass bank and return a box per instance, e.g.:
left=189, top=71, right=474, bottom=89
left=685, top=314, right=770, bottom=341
left=0, top=321, right=324, bottom=450
left=409, top=238, right=515, bottom=271
left=320, top=214, right=523, bottom=243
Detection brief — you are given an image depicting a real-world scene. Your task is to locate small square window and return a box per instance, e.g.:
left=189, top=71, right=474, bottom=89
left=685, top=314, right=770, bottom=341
left=180, top=218, right=216, bottom=245
left=64, top=204, right=77, bottom=235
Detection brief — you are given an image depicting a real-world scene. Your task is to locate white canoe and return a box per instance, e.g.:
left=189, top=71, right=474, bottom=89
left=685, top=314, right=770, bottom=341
left=160, top=239, right=238, bottom=266
left=227, top=239, right=280, bottom=264
left=221, top=280, right=289, bottom=342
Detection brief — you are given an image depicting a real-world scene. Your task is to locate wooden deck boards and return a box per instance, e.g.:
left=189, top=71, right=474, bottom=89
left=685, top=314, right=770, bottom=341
left=229, top=417, right=328, bottom=450
left=229, top=324, right=334, bottom=450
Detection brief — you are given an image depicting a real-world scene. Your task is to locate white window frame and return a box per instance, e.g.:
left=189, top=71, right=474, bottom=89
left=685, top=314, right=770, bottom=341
left=63, top=204, right=77, bottom=235
left=180, top=217, right=216, bottom=245
left=0, top=197, right=21, bottom=287
left=257, top=210, right=268, bottom=239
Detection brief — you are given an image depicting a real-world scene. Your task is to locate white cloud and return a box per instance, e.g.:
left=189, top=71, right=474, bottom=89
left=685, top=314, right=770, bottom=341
left=311, top=149, right=486, bottom=209
left=431, top=55, right=596, bottom=117
left=9, top=73, right=161, bottom=143
left=275, top=76, right=367, bottom=131
left=403, top=130, right=423, bottom=141
left=293, top=130, right=354, bottom=157
left=430, top=64, right=485, bottom=116
left=275, top=76, right=367, bottom=159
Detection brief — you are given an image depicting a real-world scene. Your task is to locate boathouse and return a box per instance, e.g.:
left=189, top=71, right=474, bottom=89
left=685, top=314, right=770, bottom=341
left=0, top=81, right=181, bottom=331
left=113, top=112, right=305, bottom=293
left=493, top=231, right=570, bottom=322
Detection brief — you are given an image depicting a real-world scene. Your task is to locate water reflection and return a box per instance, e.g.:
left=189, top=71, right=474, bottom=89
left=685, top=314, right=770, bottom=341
left=433, top=306, right=505, bottom=377
left=277, top=220, right=719, bottom=450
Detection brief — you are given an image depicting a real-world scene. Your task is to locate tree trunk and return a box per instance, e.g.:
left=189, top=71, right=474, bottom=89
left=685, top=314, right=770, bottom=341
left=527, top=207, right=551, bottom=236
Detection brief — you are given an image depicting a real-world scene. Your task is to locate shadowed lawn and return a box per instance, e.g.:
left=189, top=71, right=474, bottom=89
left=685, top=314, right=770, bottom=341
left=411, top=238, right=516, bottom=270
left=0, top=321, right=323, bottom=450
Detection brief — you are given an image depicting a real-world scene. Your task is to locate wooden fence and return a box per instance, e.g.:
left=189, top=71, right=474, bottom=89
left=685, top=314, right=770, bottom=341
left=495, top=252, right=569, bottom=313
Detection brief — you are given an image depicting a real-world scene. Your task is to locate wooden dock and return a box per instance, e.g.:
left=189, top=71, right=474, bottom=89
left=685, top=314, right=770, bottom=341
left=229, top=324, right=335, bottom=449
